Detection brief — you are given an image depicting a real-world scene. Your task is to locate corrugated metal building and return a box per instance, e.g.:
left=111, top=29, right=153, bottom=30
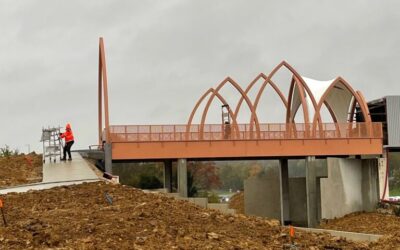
left=386, top=96, right=400, bottom=148
left=360, top=96, right=400, bottom=196
left=361, top=96, right=400, bottom=148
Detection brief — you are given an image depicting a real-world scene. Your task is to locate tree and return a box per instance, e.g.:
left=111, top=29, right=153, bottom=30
left=138, top=174, right=163, bottom=189
left=112, top=162, right=164, bottom=188
left=249, top=163, right=263, bottom=177
left=187, top=170, right=198, bottom=197
left=218, top=162, right=249, bottom=191
left=188, top=161, right=221, bottom=193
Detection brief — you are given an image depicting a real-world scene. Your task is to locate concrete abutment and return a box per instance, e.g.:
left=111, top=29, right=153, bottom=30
left=244, top=157, right=381, bottom=227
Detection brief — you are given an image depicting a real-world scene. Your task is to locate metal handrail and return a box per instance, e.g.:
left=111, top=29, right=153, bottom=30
left=106, top=122, right=383, bottom=143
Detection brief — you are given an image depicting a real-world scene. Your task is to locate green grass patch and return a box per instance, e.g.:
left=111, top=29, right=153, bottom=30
left=389, top=186, right=400, bottom=196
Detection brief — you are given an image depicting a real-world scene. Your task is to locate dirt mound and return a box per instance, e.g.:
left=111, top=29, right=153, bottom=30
left=319, top=211, right=400, bottom=235
left=369, top=231, right=400, bottom=249
left=229, top=191, right=244, bottom=214
left=0, top=182, right=371, bottom=249
left=319, top=212, right=400, bottom=249
left=0, top=153, right=42, bottom=188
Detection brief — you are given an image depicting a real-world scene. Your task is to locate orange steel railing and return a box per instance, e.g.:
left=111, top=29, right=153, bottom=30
left=107, top=122, right=382, bottom=143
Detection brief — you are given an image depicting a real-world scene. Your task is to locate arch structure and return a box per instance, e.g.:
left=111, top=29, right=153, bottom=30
left=95, top=38, right=382, bottom=161
left=187, top=61, right=372, bottom=139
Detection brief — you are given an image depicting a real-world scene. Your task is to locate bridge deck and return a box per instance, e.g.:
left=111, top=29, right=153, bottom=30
left=106, top=122, right=383, bottom=160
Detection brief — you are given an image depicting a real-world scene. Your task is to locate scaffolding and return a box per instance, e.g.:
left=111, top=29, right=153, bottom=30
left=41, top=127, right=63, bottom=163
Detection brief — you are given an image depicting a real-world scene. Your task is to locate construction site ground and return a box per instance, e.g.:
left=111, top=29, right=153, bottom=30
left=319, top=211, right=400, bottom=244
left=0, top=154, right=42, bottom=188
left=1, top=182, right=399, bottom=249
left=228, top=191, right=244, bottom=214
left=1, top=155, right=399, bottom=249
left=227, top=192, right=400, bottom=249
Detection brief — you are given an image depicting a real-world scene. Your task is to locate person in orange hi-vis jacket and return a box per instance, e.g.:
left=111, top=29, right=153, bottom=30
left=59, top=123, right=75, bottom=161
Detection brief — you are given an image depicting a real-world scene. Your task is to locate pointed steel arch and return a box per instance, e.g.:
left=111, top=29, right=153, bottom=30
left=356, top=90, right=373, bottom=136
left=283, top=78, right=340, bottom=138
left=250, top=61, right=322, bottom=132
left=186, top=88, right=240, bottom=140
left=355, top=90, right=371, bottom=122
left=311, top=78, right=372, bottom=137
left=284, top=63, right=323, bottom=124
left=321, top=101, right=341, bottom=137
left=286, top=76, right=301, bottom=123
left=349, top=96, right=357, bottom=123
left=233, top=73, right=288, bottom=120
left=311, top=77, right=371, bottom=125
left=286, top=76, right=328, bottom=136
left=198, top=77, right=261, bottom=139
left=98, top=37, right=110, bottom=144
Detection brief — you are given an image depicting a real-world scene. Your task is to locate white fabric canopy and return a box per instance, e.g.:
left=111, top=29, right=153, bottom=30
left=289, top=76, right=353, bottom=123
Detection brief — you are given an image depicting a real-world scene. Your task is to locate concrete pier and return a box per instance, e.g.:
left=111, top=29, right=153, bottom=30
left=104, top=143, right=112, bottom=174
left=163, top=160, right=173, bottom=192
left=177, top=159, right=188, bottom=197
left=306, top=156, right=318, bottom=228
left=279, top=159, right=290, bottom=225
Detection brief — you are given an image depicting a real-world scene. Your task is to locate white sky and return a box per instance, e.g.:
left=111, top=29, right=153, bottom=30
left=1, top=0, right=400, bottom=153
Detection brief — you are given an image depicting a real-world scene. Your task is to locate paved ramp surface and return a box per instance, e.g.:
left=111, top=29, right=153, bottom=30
left=42, top=152, right=98, bottom=182
left=0, top=152, right=100, bottom=195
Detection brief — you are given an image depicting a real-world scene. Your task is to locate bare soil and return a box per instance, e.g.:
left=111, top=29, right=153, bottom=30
left=319, top=212, right=400, bottom=249
left=228, top=191, right=244, bottom=214
left=0, top=182, right=373, bottom=249
left=319, top=211, right=400, bottom=235
left=0, top=154, right=42, bottom=188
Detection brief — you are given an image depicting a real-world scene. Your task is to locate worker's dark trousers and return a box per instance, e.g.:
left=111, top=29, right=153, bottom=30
left=63, top=141, right=74, bottom=160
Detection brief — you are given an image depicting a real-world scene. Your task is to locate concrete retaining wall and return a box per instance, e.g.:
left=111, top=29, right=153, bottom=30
left=321, top=158, right=363, bottom=219
left=321, top=158, right=379, bottom=219
left=289, top=178, right=307, bottom=226
left=244, top=170, right=281, bottom=219
left=362, top=159, right=379, bottom=211
left=176, top=197, right=208, bottom=208
left=208, top=203, right=235, bottom=214
left=164, top=193, right=235, bottom=213
left=243, top=157, right=380, bottom=226
left=295, top=227, right=382, bottom=242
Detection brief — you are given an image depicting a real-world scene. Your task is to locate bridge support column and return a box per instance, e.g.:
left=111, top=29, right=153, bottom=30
left=279, top=159, right=290, bottom=225
left=306, top=156, right=318, bottom=228
left=104, top=143, right=113, bottom=174
left=177, top=159, right=188, bottom=197
left=163, top=160, right=173, bottom=193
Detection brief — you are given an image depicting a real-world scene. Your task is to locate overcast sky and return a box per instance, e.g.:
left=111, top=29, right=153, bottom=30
left=1, top=0, right=399, bottom=153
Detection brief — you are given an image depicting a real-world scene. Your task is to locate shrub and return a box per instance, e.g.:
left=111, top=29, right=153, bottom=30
left=138, top=174, right=163, bottom=189
left=207, top=192, right=220, bottom=203
left=0, top=145, right=15, bottom=158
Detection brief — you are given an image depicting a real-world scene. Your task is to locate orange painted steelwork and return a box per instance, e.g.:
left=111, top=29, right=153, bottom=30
left=97, top=38, right=383, bottom=160
left=111, top=138, right=382, bottom=160
left=98, top=38, right=110, bottom=145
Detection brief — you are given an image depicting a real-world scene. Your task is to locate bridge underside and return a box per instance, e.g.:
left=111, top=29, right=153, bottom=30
left=111, top=138, right=382, bottom=160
